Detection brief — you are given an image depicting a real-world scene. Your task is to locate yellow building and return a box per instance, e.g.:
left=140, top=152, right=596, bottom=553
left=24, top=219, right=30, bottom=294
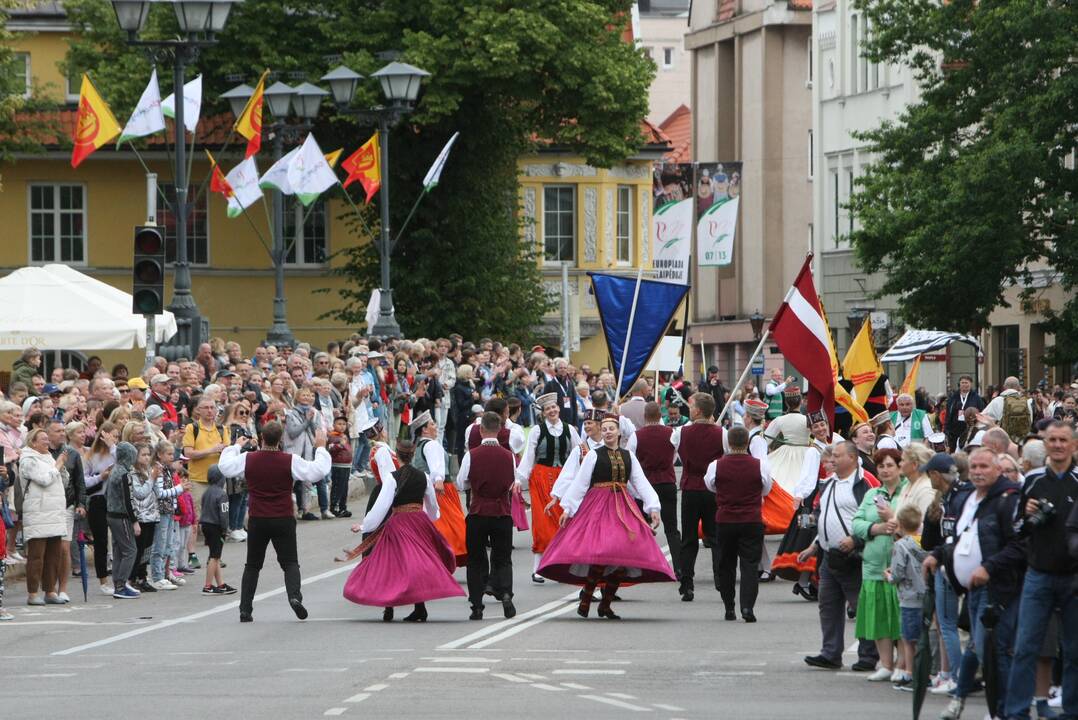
left=3, top=3, right=667, bottom=374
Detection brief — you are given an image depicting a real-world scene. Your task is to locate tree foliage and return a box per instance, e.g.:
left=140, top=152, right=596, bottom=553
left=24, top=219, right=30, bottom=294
left=0, top=0, right=54, bottom=179
left=848, top=0, right=1078, bottom=363
left=62, top=0, right=654, bottom=341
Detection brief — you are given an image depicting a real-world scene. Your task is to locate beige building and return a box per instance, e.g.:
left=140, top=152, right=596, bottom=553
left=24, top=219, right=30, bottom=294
left=684, top=0, right=814, bottom=386
left=637, top=0, right=693, bottom=124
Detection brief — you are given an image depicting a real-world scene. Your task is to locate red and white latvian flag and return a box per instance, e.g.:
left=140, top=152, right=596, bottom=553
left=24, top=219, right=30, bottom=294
left=768, top=255, right=837, bottom=425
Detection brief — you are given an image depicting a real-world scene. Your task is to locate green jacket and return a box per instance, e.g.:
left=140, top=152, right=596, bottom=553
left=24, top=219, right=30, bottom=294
left=11, top=359, right=38, bottom=394
left=851, top=478, right=909, bottom=581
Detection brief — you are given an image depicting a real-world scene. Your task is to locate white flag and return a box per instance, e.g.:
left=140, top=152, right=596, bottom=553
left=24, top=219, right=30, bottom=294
left=287, top=134, right=338, bottom=206
left=696, top=196, right=740, bottom=267
left=422, top=131, right=459, bottom=191
left=161, top=75, right=203, bottom=134
left=365, top=288, right=381, bottom=330
left=118, top=69, right=166, bottom=145
left=224, top=156, right=262, bottom=218
left=259, top=147, right=299, bottom=194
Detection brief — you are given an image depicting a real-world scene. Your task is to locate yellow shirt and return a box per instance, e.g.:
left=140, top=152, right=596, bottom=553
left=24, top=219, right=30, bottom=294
left=182, top=421, right=230, bottom=484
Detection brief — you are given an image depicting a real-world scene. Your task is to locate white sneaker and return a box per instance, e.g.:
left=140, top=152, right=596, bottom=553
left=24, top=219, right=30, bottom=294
left=930, top=678, right=957, bottom=695
left=237, top=529, right=247, bottom=541
left=0, top=609, right=13, bottom=621
left=230, top=529, right=247, bottom=542
left=151, top=579, right=177, bottom=591
left=100, top=584, right=114, bottom=596
left=890, top=668, right=905, bottom=682
left=866, top=667, right=894, bottom=681
left=169, top=575, right=187, bottom=586
left=939, top=697, right=964, bottom=720
left=321, top=510, right=336, bottom=519
left=57, top=592, right=70, bottom=603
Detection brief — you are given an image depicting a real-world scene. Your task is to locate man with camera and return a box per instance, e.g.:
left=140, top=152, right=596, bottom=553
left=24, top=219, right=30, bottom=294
left=801, top=441, right=880, bottom=671
left=1003, top=421, right=1078, bottom=720
left=925, top=448, right=1024, bottom=720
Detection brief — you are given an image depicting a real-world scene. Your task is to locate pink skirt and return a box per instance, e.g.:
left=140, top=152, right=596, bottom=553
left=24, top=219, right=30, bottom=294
left=343, top=509, right=466, bottom=608
left=537, top=485, right=677, bottom=585
left=511, top=488, right=529, bottom=531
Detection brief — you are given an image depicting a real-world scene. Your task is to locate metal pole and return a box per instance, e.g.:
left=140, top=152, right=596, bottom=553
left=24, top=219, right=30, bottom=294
left=370, top=116, right=401, bottom=338
left=143, top=315, right=156, bottom=375
left=615, top=267, right=645, bottom=401
left=143, top=171, right=158, bottom=375
left=716, top=329, right=771, bottom=424
left=266, top=127, right=295, bottom=347
left=145, top=172, right=157, bottom=224
left=561, top=262, right=570, bottom=361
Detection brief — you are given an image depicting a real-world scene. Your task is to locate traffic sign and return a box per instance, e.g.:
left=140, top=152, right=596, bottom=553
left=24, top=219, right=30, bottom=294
left=751, top=355, right=765, bottom=376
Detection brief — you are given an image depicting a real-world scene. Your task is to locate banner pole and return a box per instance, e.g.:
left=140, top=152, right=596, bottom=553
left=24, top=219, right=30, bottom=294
left=716, top=329, right=770, bottom=424
left=615, top=267, right=645, bottom=402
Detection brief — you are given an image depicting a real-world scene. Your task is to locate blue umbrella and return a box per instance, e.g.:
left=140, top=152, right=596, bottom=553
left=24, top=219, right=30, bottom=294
left=77, top=530, right=89, bottom=602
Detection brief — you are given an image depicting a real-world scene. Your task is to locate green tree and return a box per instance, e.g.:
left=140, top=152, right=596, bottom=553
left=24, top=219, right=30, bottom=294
left=0, top=0, right=54, bottom=182
left=847, top=0, right=1078, bottom=363
left=61, top=0, right=654, bottom=341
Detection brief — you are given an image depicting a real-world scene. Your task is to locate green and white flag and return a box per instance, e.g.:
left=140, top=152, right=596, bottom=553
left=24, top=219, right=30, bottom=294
left=259, top=147, right=299, bottom=194
left=118, top=69, right=165, bottom=146
left=287, top=134, right=337, bottom=206
left=161, top=75, right=202, bottom=134
left=224, top=156, right=262, bottom=218
left=422, top=131, right=459, bottom=192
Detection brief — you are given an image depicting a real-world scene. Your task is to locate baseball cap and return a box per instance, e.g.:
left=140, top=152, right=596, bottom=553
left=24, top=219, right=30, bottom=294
left=151, top=374, right=171, bottom=386
left=127, top=377, right=148, bottom=390
left=42, top=383, right=61, bottom=396
left=144, top=405, right=165, bottom=421
left=920, top=452, right=955, bottom=474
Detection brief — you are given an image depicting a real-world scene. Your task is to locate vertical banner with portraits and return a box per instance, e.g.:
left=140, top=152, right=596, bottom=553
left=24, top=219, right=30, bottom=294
left=651, top=163, right=695, bottom=285
left=695, top=162, right=741, bottom=267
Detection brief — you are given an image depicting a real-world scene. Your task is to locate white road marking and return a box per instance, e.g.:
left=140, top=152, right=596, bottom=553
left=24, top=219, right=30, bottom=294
left=552, top=669, right=626, bottom=675
left=517, top=673, right=548, bottom=680
left=692, top=671, right=764, bottom=677
left=492, top=673, right=531, bottom=683
left=579, top=695, right=651, bottom=712
left=281, top=668, right=349, bottom=673
left=419, top=656, right=501, bottom=663
left=344, top=693, right=370, bottom=703
left=0, top=620, right=154, bottom=626
left=387, top=672, right=409, bottom=679
left=52, top=561, right=360, bottom=656
left=652, top=704, right=685, bottom=712
left=7, top=673, right=77, bottom=679
left=467, top=602, right=578, bottom=649
left=323, top=709, right=347, bottom=716
left=363, top=684, right=388, bottom=692
left=560, top=683, right=592, bottom=690
left=607, top=693, right=638, bottom=699
left=526, top=648, right=588, bottom=653
left=413, top=667, right=490, bottom=674
left=529, top=683, right=565, bottom=692
left=563, top=659, right=632, bottom=665
left=438, top=596, right=577, bottom=650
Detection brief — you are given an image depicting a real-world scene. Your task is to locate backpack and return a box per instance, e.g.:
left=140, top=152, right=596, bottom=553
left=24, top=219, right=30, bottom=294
left=1000, top=394, right=1030, bottom=443
left=191, top=422, right=225, bottom=443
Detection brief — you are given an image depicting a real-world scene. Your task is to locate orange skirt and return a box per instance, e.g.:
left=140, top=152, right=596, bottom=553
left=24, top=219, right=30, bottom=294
left=528, top=464, right=563, bottom=554
left=762, top=483, right=797, bottom=535
left=433, top=481, right=468, bottom=567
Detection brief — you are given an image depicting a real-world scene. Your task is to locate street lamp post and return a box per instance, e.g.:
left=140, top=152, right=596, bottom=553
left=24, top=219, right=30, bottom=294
left=322, top=61, right=429, bottom=339
left=111, top=0, right=242, bottom=359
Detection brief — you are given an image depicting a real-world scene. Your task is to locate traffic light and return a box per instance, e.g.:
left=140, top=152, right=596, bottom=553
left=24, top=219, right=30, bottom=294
left=132, top=225, right=165, bottom=315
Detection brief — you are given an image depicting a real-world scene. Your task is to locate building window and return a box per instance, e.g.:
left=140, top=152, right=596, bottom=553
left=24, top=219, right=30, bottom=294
left=643, top=46, right=653, bottom=61
left=65, top=71, right=80, bottom=104
left=807, top=129, right=815, bottom=180
left=11, top=52, right=30, bottom=98
left=662, top=47, right=674, bottom=69
left=847, top=169, right=855, bottom=235
left=806, top=36, right=814, bottom=87
left=996, top=325, right=1022, bottom=383
left=543, top=185, right=575, bottom=263
left=831, top=170, right=840, bottom=245
left=616, top=185, right=632, bottom=263
left=157, top=184, right=209, bottom=265
left=860, top=16, right=871, bottom=92
left=29, top=184, right=86, bottom=263
left=808, top=223, right=814, bottom=254
left=284, top=197, right=328, bottom=265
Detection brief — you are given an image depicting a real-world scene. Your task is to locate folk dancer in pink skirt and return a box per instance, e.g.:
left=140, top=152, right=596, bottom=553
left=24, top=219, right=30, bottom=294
left=342, top=440, right=465, bottom=622
left=539, top=415, right=676, bottom=619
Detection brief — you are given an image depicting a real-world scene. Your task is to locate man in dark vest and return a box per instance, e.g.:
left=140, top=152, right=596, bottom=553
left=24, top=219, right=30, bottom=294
left=457, top=412, right=517, bottom=621
left=676, top=392, right=725, bottom=601
left=705, top=425, right=772, bottom=622
left=630, top=400, right=681, bottom=576
left=217, top=421, right=331, bottom=623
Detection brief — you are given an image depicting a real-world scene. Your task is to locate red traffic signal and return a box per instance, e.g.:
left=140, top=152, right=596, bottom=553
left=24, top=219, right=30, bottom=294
left=132, top=225, right=165, bottom=315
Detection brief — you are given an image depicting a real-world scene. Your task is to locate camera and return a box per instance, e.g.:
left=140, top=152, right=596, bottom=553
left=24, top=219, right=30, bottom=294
left=1026, top=500, right=1056, bottom=528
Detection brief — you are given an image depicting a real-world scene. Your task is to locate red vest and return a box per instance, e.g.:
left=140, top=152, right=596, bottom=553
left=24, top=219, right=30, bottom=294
left=243, top=450, right=296, bottom=518
left=711, top=453, right=764, bottom=524
left=677, top=423, right=724, bottom=492
left=633, top=424, right=676, bottom=486
left=466, top=443, right=516, bottom=517
left=467, top=423, right=511, bottom=452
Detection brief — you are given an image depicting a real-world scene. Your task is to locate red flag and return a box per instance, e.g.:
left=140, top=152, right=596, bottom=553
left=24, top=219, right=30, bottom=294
left=205, top=151, right=234, bottom=198
left=768, top=255, right=836, bottom=425
left=341, top=132, right=381, bottom=203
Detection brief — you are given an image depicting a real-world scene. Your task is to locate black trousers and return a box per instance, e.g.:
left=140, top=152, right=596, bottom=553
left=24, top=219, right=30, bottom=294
left=714, top=521, right=764, bottom=612
left=240, top=516, right=301, bottom=616
left=132, top=521, right=157, bottom=582
left=679, top=489, right=718, bottom=589
left=818, top=555, right=879, bottom=666
left=465, top=514, right=513, bottom=608
left=330, top=466, right=350, bottom=513
left=654, top=483, right=681, bottom=577
left=87, top=495, right=110, bottom=579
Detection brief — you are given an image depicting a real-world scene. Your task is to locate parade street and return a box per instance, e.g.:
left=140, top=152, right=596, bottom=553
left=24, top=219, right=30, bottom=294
left=0, top=515, right=949, bottom=720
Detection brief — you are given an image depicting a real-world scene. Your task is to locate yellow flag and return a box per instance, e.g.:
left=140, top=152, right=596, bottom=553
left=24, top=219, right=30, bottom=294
left=234, top=70, right=269, bottom=158
left=842, top=316, right=883, bottom=405
left=71, top=75, right=122, bottom=168
left=898, top=355, right=923, bottom=397
left=820, top=301, right=869, bottom=424
left=323, top=148, right=343, bottom=168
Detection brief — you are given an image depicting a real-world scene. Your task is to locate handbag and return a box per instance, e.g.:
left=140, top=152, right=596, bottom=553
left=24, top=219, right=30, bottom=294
left=0, top=495, right=13, bottom=530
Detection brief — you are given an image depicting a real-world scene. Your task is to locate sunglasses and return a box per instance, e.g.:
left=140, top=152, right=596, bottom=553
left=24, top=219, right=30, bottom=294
left=237, top=410, right=249, bottom=416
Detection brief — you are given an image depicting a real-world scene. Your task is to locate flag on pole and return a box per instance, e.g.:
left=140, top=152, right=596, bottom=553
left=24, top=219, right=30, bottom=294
left=118, top=69, right=165, bottom=146
left=234, top=70, right=269, bottom=158
left=258, top=146, right=299, bottom=194
left=287, top=134, right=338, bottom=206
left=342, top=132, right=381, bottom=203
left=205, top=151, right=234, bottom=199
left=768, top=255, right=837, bottom=426
left=71, top=75, right=122, bottom=168
left=160, top=74, right=203, bottom=134
left=820, top=302, right=869, bottom=424
left=898, top=355, right=923, bottom=397
left=589, top=272, right=689, bottom=397
left=842, top=316, right=883, bottom=406
left=323, top=148, right=343, bottom=168
left=422, top=131, right=459, bottom=192
left=221, top=156, right=262, bottom=218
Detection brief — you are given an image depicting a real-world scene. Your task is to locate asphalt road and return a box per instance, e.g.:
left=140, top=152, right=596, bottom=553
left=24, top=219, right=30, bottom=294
left=0, top=510, right=960, bottom=719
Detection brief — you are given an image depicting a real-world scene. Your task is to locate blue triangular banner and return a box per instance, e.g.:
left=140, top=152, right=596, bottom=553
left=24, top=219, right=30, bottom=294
left=589, top=272, right=689, bottom=398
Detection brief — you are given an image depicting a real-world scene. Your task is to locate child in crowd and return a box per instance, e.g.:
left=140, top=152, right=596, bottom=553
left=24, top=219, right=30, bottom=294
left=106, top=442, right=141, bottom=599
left=150, top=441, right=187, bottom=590
left=129, top=444, right=159, bottom=592
left=884, top=504, right=928, bottom=691
left=328, top=415, right=353, bottom=518
left=173, top=467, right=197, bottom=577
left=199, top=465, right=235, bottom=595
